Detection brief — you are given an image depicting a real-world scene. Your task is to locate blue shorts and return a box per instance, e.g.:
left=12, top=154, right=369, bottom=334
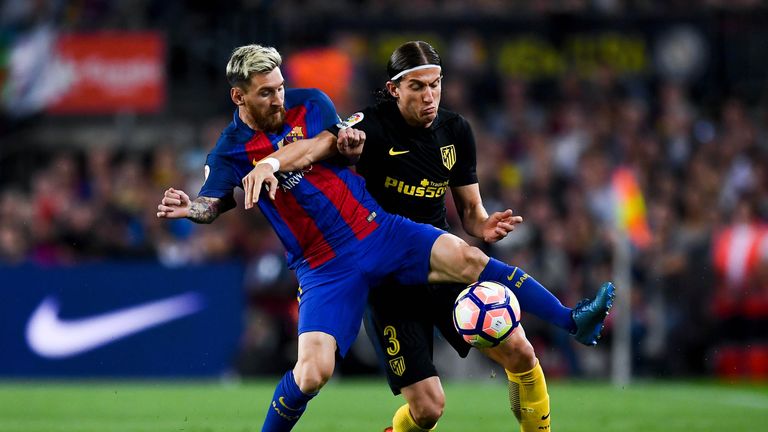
left=294, top=213, right=444, bottom=356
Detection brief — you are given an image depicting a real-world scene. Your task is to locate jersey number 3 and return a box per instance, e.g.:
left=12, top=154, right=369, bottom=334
left=383, top=325, right=400, bottom=356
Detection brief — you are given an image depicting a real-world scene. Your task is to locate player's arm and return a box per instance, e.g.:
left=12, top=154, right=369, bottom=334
left=157, top=188, right=233, bottom=224
left=264, top=128, right=364, bottom=171
left=329, top=112, right=369, bottom=165
left=451, top=184, right=522, bottom=243
left=449, top=115, right=521, bottom=243
left=335, top=126, right=365, bottom=164
left=274, top=130, right=350, bottom=171
left=242, top=129, right=365, bottom=209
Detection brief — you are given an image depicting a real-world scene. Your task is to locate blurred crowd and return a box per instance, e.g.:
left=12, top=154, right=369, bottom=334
left=2, top=75, right=766, bottom=378
left=2, top=1, right=768, bottom=379
left=4, top=0, right=768, bottom=28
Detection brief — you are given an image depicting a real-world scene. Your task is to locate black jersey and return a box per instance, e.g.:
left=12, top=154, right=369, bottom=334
left=348, top=101, right=478, bottom=230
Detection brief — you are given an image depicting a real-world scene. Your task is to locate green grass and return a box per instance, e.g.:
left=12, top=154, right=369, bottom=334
left=0, top=379, right=766, bottom=431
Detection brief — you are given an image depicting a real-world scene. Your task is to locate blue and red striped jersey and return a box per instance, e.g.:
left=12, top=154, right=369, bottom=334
left=199, top=88, right=381, bottom=269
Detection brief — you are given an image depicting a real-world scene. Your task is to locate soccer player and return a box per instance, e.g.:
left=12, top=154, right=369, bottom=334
left=156, top=44, right=614, bottom=432
left=333, top=41, right=615, bottom=432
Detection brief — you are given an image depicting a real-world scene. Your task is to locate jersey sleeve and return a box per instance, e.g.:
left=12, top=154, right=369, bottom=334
left=449, top=116, right=479, bottom=187
left=346, top=107, right=379, bottom=173
left=198, top=153, right=239, bottom=210
left=326, top=107, right=370, bottom=136
left=324, top=107, right=376, bottom=166
left=305, top=89, right=341, bottom=133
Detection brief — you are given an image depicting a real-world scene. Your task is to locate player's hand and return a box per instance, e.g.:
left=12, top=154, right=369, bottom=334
left=482, top=209, right=523, bottom=243
left=337, top=127, right=365, bottom=161
left=157, top=187, right=191, bottom=219
left=242, top=163, right=279, bottom=209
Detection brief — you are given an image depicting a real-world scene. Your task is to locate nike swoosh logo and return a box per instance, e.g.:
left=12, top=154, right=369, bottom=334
left=26, top=292, right=205, bottom=359
left=506, top=268, right=518, bottom=281
left=541, top=412, right=551, bottom=420
left=388, top=148, right=410, bottom=156
left=279, top=396, right=300, bottom=411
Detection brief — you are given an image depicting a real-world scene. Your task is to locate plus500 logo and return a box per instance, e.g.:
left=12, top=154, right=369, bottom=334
left=384, top=176, right=447, bottom=198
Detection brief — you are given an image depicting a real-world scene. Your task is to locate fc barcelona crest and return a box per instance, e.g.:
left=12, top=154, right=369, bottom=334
left=389, top=356, right=406, bottom=376
left=285, top=126, right=304, bottom=144
left=440, top=145, right=456, bottom=170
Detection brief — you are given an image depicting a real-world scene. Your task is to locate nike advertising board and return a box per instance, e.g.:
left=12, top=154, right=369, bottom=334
left=0, top=262, right=244, bottom=377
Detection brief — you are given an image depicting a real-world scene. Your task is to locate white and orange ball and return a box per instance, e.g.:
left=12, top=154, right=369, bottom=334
left=453, top=281, right=521, bottom=348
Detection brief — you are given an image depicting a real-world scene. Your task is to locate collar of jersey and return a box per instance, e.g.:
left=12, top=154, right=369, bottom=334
left=233, top=109, right=256, bottom=134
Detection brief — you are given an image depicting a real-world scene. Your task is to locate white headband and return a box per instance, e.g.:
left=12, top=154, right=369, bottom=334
left=390, top=64, right=442, bottom=81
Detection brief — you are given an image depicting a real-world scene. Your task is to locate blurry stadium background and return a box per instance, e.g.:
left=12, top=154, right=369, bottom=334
left=1, top=1, right=767, bottom=431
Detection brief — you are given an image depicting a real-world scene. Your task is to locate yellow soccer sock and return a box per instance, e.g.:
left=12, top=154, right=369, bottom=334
left=506, top=360, right=551, bottom=432
left=392, top=404, right=436, bottom=432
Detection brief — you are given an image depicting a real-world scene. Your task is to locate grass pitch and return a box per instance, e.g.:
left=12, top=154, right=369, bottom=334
left=0, top=379, right=765, bottom=431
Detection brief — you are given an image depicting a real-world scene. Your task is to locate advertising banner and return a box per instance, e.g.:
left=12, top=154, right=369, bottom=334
left=0, top=262, right=243, bottom=377
left=47, top=32, right=165, bottom=114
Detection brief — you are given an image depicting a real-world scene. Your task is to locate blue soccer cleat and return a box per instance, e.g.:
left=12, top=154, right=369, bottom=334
left=571, top=282, right=616, bottom=346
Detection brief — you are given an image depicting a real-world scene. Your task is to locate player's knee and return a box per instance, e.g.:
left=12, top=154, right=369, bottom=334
left=482, top=328, right=538, bottom=373
left=293, top=360, right=333, bottom=393
left=504, top=334, right=537, bottom=372
left=410, top=394, right=445, bottom=427
left=458, top=246, right=488, bottom=282
left=514, top=339, right=537, bottom=370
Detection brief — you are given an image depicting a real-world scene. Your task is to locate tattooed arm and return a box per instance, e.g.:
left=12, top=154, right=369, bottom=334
left=156, top=188, right=234, bottom=224
left=185, top=196, right=226, bottom=224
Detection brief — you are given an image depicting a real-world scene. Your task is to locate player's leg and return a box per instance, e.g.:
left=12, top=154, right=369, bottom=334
left=426, top=234, right=572, bottom=329
left=294, top=331, right=337, bottom=392
left=262, top=252, right=369, bottom=431
left=480, top=326, right=551, bottom=432
left=428, top=283, right=549, bottom=432
left=426, top=233, right=615, bottom=345
left=261, top=332, right=336, bottom=432
left=394, top=377, right=444, bottom=431
left=380, top=223, right=574, bottom=333
left=365, top=282, right=446, bottom=431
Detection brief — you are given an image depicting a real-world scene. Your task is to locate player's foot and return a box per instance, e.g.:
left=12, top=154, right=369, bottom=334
left=383, top=427, right=393, bottom=432
left=571, top=282, right=615, bottom=346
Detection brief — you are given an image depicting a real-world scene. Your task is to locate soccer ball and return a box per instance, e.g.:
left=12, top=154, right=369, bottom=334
left=453, top=281, right=520, bottom=348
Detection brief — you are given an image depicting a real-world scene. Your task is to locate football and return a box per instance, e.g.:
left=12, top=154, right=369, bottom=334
left=453, top=281, right=521, bottom=348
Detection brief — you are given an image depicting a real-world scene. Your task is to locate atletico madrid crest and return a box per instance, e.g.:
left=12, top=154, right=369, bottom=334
left=388, top=356, right=406, bottom=376
left=441, top=144, right=456, bottom=170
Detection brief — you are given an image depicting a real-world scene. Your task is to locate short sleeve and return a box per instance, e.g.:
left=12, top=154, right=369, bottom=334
left=198, top=153, right=239, bottom=210
left=449, top=117, right=479, bottom=187
left=305, top=89, right=341, bottom=133
left=327, top=109, right=369, bottom=136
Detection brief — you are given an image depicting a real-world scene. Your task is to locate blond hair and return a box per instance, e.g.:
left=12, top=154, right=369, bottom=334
left=226, top=44, right=282, bottom=88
